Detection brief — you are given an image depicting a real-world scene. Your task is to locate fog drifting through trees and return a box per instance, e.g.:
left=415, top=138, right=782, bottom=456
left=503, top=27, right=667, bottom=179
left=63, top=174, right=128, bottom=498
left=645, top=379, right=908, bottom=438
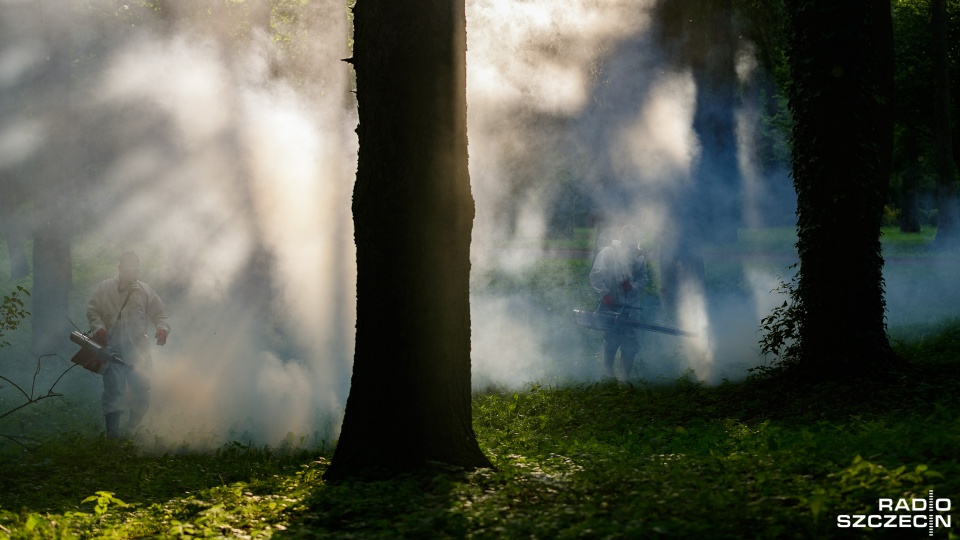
left=1, top=0, right=958, bottom=448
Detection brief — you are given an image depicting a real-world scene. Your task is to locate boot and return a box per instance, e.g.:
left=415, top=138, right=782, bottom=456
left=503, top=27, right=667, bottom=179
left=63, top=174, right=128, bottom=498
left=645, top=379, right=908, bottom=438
left=621, top=358, right=634, bottom=380
left=602, top=344, right=617, bottom=378
left=127, top=409, right=146, bottom=436
left=621, top=352, right=637, bottom=380
left=105, top=412, right=122, bottom=440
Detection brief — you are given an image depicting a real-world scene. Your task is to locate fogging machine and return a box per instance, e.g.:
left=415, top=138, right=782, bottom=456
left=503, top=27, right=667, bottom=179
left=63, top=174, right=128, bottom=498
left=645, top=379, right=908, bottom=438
left=69, top=330, right=131, bottom=373
left=572, top=305, right=699, bottom=338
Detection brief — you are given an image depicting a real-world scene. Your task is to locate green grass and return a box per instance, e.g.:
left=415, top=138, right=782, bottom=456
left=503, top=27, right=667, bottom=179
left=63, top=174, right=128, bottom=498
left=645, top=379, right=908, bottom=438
left=880, top=227, right=941, bottom=256
left=1, top=333, right=959, bottom=538
left=1, top=229, right=959, bottom=538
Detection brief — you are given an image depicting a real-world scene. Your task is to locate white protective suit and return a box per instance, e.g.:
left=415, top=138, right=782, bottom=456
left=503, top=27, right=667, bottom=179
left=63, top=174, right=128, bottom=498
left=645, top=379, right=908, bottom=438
left=589, top=239, right=649, bottom=378
left=589, top=239, right=649, bottom=310
left=87, top=275, right=170, bottom=362
left=87, top=274, right=170, bottom=419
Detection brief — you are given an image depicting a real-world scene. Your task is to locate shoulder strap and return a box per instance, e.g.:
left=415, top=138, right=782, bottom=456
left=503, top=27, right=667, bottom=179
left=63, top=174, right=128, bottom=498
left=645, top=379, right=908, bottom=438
left=116, top=287, right=134, bottom=320
left=105, top=287, right=134, bottom=345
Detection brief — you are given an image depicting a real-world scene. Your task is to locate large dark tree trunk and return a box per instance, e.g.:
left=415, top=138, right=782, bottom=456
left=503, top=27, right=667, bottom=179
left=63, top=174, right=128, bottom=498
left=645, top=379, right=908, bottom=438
left=784, top=0, right=900, bottom=378
left=324, top=0, right=491, bottom=481
left=932, top=0, right=959, bottom=248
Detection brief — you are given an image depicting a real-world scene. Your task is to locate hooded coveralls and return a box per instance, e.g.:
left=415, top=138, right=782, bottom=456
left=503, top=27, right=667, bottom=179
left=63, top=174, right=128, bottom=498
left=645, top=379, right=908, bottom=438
left=589, top=239, right=649, bottom=378
left=87, top=275, right=170, bottom=421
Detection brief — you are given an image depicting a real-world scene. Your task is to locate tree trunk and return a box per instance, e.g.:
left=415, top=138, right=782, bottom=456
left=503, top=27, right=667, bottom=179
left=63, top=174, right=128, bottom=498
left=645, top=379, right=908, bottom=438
left=932, top=0, right=959, bottom=248
left=324, top=0, right=491, bottom=481
left=899, top=132, right=922, bottom=233
left=689, top=0, right=742, bottom=245
left=653, top=0, right=741, bottom=317
left=31, top=225, right=71, bottom=354
left=784, top=0, right=900, bottom=379
left=31, top=5, right=74, bottom=354
left=0, top=174, right=29, bottom=280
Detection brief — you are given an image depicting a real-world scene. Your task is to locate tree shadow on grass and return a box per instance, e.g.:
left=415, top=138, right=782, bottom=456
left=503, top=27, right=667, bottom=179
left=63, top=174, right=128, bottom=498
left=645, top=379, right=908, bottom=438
left=277, top=465, right=474, bottom=539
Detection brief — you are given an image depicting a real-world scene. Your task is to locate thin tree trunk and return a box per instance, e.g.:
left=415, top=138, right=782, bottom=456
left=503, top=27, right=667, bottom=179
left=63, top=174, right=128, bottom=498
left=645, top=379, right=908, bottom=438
left=0, top=175, right=29, bottom=279
left=690, top=0, right=741, bottom=245
left=324, top=0, right=491, bottom=481
left=32, top=5, right=74, bottom=354
left=653, top=0, right=741, bottom=317
left=899, top=132, right=922, bottom=233
left=932, top=0, right=959, bottom=248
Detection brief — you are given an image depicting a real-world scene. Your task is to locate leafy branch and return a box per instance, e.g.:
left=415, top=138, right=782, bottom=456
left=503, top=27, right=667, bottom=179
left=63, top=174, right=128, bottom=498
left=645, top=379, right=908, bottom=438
left=756, top=264, right=803, bottom=374
left=0, top=287, right=78, bottom=450
left=0, top=285, right=29, bottom=348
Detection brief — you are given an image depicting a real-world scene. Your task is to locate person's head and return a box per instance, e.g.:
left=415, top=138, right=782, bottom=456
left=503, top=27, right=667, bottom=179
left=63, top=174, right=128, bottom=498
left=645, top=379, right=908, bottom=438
left=118, top=251, right=141, bottom=285
left=620, top=225, right=641, bottom=251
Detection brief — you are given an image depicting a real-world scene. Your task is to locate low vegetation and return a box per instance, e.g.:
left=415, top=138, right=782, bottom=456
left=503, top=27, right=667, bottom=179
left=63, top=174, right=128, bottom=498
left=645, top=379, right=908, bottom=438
left=1, top=326, right=958, bottom=538
left=1, top=229, right=957, bottom=538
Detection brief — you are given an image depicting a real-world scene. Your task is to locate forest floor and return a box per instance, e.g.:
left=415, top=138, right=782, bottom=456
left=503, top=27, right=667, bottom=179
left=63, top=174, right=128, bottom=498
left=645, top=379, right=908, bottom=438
left=1, top=227, right=958, bottom=538
left=1, top=326, right=958, bottom=538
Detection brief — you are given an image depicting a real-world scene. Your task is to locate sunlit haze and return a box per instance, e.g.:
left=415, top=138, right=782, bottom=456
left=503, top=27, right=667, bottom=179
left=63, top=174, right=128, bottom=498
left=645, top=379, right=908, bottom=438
left=1, top=0, right=956, bottom=450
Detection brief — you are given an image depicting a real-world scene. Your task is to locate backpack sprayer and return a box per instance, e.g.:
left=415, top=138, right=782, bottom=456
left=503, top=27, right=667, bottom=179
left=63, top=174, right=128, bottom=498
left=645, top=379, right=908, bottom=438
left=572, top=305, right=699, bottom=338
left=69, top=331, right=131, bottom=373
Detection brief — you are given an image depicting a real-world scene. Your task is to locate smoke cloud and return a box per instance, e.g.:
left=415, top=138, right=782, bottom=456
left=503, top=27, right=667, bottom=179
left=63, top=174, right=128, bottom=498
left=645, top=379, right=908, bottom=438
left=465, top=0, right=783, bottom=386
left=2, top=0, right=957, bottom=449
left=1, top=0, right=354, bottom=449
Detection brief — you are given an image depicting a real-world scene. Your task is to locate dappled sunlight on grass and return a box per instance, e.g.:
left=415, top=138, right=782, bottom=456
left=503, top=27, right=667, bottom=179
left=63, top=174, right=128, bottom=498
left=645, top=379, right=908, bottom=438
left=2, top=357, right=959, bottom=538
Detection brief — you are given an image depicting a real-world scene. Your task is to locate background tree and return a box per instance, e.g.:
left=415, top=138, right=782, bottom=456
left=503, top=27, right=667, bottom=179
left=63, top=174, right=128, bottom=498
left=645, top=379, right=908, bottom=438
left=31, top=4, right=76, bottom=354
left=892, top=0, right=933, bottom=232
left=781, top=0, right=901, bottom=378
left=653, top=0, right=740, bottom=315
left=652, top=0, right=793, bottom=315
left=932, top=0, right=960, bottom=247
left=323, top=0, right=491, bottom=480
left=890, top=0, right=960, bottom=235
left=0, top=173, right=29, bottom=280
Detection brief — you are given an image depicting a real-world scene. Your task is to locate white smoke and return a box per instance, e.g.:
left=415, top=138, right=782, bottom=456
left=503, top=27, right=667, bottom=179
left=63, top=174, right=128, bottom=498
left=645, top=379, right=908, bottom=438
left=0, top=2, right=359, bottom=449
left=7, top=0, right=953, bottom=450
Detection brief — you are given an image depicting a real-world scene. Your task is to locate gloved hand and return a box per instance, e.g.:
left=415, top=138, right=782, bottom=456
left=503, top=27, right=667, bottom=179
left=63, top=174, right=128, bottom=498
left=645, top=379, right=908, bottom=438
left=93, top=328, right=108, bottom=345
left=602, top=294, right=614, bottom=308
left=155, top=328, right=168, bottom=346
left=621, top=280, right=633, bottom=292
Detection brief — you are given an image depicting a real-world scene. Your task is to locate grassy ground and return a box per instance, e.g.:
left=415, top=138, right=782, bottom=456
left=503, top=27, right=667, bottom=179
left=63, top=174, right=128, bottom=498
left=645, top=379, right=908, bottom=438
left=1, top=229, right=959, bottom=538
left=1, top=338, right=958, bottom=539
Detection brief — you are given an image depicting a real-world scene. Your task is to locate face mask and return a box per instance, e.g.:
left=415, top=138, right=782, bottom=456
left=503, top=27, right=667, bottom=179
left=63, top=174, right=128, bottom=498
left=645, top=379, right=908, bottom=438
left=119, top=267, right=140, bottom=286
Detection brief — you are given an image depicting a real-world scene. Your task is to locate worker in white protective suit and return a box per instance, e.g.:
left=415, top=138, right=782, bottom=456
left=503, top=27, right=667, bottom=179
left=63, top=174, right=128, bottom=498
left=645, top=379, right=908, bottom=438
left=86, top=251, right=170, bottom=439
left=589, top=225, right=648, bottom=379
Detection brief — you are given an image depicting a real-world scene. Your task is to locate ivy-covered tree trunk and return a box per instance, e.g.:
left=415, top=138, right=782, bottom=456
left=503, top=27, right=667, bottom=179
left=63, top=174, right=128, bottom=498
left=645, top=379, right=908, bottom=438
left=324, top=0, right=491, bottom=480
left=784, top=0, right=900, bottom=378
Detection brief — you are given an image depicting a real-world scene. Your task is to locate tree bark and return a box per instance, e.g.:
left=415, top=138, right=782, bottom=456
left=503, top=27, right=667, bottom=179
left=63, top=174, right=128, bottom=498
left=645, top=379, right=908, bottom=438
left=324, top=0, right=491, bottom=481
left=932, top=0, right=959, bottom=248
left=0, top=174, right=29, bottom=280
left=31, top=4, right=75, bottom=354
left=784, top=0, right=900, bottom=378
left=899, top=132, right=922, bottom=233
left=689, top=0, right=742, bottom=245
left=653, top=0, right=741, bottom=316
